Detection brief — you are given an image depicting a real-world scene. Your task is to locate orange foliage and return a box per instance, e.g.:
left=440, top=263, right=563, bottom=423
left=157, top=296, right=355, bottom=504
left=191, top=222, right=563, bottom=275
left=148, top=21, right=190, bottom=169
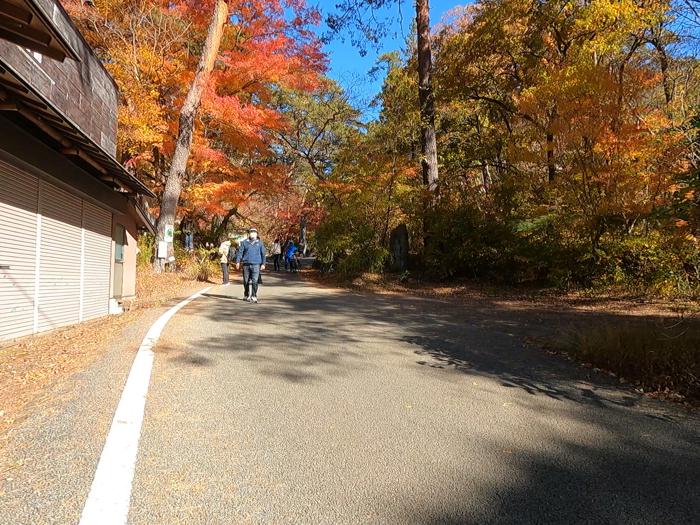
left=62, top=0, right=326, bottom=222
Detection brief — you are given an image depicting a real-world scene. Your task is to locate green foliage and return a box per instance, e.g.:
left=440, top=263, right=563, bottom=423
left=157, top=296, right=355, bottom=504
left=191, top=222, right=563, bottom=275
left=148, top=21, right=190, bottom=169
left=420, top=196, right=700, bottom=295
left=595, top=233, right=700, bottom=297
left=421, top=201, right=582, bottom=285
left=137, top=233, right=155, bottom=268
left=314, top=212, right=388, bottom=279
left=560, top=320, right=700, bottom=401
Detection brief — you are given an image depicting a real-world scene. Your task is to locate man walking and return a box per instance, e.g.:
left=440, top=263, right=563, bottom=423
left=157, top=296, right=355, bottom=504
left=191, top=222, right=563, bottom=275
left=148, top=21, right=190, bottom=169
left=236, top=228, right=266, bottom=303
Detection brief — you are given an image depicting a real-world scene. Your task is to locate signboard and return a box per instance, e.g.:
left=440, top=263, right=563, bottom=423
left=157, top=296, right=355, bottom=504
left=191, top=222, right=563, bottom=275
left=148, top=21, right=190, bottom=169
left=157, top=241, right=168, bottom=259
left=164, top=224, right=174, bottom=243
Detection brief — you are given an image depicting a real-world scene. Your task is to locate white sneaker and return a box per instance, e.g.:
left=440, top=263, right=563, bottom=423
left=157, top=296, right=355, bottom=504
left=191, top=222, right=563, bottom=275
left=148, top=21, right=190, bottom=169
left=243, top=296, right=250, bottom=302
left=251, top=296, right=258, bottom=303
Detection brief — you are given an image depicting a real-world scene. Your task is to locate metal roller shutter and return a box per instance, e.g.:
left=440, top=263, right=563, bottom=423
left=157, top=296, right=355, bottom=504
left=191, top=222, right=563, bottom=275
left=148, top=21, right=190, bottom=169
left=37, top=181, right=82, bottom=332
left=0, top=159, right=39, bottom=340
left=81, top=201, right=112, bottom=320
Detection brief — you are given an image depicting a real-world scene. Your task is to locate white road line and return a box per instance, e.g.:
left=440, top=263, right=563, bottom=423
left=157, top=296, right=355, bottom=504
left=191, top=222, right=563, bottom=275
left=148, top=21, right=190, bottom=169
left=79, top=286, right=212, bottom=525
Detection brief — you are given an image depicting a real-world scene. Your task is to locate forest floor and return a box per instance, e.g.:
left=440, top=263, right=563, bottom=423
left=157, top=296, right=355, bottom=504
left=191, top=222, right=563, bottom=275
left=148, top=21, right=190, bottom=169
left=0, top=269, right=207, bottom=441
left=308, top=271, right=698, bottom=317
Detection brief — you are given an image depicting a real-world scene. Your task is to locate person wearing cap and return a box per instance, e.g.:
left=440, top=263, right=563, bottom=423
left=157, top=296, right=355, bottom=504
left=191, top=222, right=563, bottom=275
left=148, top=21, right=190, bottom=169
left=235, top=228, right=266, bottom=303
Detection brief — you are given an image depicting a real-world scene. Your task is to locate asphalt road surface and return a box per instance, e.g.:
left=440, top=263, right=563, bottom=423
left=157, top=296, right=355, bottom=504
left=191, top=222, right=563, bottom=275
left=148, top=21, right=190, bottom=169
left=3, top=271, right=700, bottom=524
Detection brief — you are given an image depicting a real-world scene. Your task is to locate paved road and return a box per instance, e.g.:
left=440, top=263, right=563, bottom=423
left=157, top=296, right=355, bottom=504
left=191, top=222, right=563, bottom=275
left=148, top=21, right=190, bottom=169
left=2, top=272, right=699, bottom=524
left=129, top=273, right=697, bottom=524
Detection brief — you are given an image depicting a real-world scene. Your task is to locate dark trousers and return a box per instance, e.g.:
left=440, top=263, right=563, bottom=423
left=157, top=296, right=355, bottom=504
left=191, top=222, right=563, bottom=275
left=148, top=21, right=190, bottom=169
left=221, top=262, right=229, bottom=284
left=243, top=264, right=261, bottom=297
left=273, top=254, right=281, bottom=271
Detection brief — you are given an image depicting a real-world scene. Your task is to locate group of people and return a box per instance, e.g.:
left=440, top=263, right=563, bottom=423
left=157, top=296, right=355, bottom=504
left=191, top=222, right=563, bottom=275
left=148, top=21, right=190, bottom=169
left=270, top=238, right=302, bottom=273
left=218, top=229, right=304, bottom=303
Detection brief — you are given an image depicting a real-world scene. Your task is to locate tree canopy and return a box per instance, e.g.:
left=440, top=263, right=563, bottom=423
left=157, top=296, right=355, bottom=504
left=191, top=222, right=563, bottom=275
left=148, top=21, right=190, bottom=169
left=64, top=0, right=700, bottom=295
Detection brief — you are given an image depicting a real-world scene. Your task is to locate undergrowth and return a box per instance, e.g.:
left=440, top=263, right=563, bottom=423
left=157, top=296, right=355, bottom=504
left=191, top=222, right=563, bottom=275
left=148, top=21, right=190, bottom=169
left=559, top=319, right=700, bottom=403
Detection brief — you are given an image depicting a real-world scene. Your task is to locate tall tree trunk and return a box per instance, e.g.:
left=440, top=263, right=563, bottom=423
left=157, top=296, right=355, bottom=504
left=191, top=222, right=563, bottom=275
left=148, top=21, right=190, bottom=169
left=415, top=0, right=438, bottom=193
left=546, top=132, right=556, bottom=182
left=153, top=0, right=228, bottom=271
left=655, top=43, right=673, bottom=106
left=415, top=0, right=438, bottom=258
left=546, top=108, right=557, bottom=183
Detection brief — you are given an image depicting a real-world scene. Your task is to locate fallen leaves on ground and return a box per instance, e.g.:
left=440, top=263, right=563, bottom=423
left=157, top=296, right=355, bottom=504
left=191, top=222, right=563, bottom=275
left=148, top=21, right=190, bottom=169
left=0, top=268, right=205, bottom=441
left=134, top=264, right=213, bottom=309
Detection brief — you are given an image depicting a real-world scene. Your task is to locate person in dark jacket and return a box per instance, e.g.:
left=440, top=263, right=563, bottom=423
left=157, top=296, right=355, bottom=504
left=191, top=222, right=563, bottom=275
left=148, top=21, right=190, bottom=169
left=285, top=239, right=297, bottom=272
left=235, top=227, right=266, bottom=303
left=181, top=217, right=194, bottom=252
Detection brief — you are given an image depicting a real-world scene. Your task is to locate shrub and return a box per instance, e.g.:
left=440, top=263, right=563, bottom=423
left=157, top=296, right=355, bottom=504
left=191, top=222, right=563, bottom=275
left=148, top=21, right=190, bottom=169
left=594, top=233, right=700, bottom=297
left=559, top=319, right=700, bottom=401
left=314, top=212, right=388, bottom=278
left=181, top=247, right=219, bottom=282
left=137, top=233, right=155, bottom=267
left=422, top=203, right=584, bottom=286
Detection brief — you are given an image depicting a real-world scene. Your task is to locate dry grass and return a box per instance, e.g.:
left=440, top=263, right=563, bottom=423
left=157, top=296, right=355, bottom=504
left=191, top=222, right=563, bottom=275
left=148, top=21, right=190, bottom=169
left=133, top=264, right=211, bottom=308
left=558, top=320, right=700, bottom=404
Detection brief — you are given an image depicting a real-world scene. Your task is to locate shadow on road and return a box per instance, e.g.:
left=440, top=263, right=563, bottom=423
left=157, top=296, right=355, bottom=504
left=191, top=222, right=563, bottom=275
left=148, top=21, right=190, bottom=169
left=186, top=274, right=678, bottom=407
left=167, top=273, right=699, bottom=524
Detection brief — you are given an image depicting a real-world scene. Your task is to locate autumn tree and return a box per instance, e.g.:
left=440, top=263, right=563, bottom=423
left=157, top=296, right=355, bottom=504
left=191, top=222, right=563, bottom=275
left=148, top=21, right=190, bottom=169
left=154, top=0, right=229, bottom=270
left=272, top=81, right=361, bottom=183
left=65, top=0, right=326, bottom=267
left=327, top=0, right=439, bottom=192
left=63, top=0, right=191, bottom=174
left=313, top=0, right=700, bottom=294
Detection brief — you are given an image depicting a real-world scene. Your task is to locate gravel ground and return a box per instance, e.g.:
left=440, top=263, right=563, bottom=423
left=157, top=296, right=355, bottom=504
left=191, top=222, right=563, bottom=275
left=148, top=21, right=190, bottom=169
left=0, top=296, right=202, bottom=525
left=127, top=272, right=699, bottom=524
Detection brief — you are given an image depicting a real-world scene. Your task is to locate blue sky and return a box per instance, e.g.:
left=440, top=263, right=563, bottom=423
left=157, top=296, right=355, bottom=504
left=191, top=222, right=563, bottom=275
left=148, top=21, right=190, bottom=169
left=317, top=1, right=468, bottom=117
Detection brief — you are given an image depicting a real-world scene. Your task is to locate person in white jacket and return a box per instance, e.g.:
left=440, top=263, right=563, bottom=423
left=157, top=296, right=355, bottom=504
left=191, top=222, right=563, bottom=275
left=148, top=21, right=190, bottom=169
left=218, top=237, right=232, bottom=285
left=271, top=238, right=282, bottom=272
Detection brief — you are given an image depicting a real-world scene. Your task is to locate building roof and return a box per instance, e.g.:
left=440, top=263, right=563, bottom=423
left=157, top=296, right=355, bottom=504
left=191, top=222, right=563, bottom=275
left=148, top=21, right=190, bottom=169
left=0, top=0, right=79, bottom=62
left=0, top=63, right=155, bottom=198
left=0, top=0, right=155, bottom=199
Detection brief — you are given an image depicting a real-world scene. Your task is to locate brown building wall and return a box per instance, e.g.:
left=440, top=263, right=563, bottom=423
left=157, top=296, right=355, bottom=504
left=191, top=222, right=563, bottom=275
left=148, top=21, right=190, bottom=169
left=0, top=0, right=118, bottom=155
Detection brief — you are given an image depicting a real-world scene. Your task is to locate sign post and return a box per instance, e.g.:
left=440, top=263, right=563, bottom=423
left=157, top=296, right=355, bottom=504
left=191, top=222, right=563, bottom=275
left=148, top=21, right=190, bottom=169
left=157, top=241, right=168, bottom=259
left=164, top=224, right=174, bottom=243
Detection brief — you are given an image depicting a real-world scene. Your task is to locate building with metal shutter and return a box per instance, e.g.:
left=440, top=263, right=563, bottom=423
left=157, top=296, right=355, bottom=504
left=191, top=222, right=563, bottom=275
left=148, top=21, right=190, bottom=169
left=0, top=0, right=155, bottom=342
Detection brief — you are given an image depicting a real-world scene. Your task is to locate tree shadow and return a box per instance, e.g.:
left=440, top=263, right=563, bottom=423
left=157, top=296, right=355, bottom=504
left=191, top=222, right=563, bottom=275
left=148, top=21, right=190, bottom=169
left=401, top=404, right=699, bottom=524
left=166, top=274, right=699, bottom=523
left=171, top=274, right=700, bottom=418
